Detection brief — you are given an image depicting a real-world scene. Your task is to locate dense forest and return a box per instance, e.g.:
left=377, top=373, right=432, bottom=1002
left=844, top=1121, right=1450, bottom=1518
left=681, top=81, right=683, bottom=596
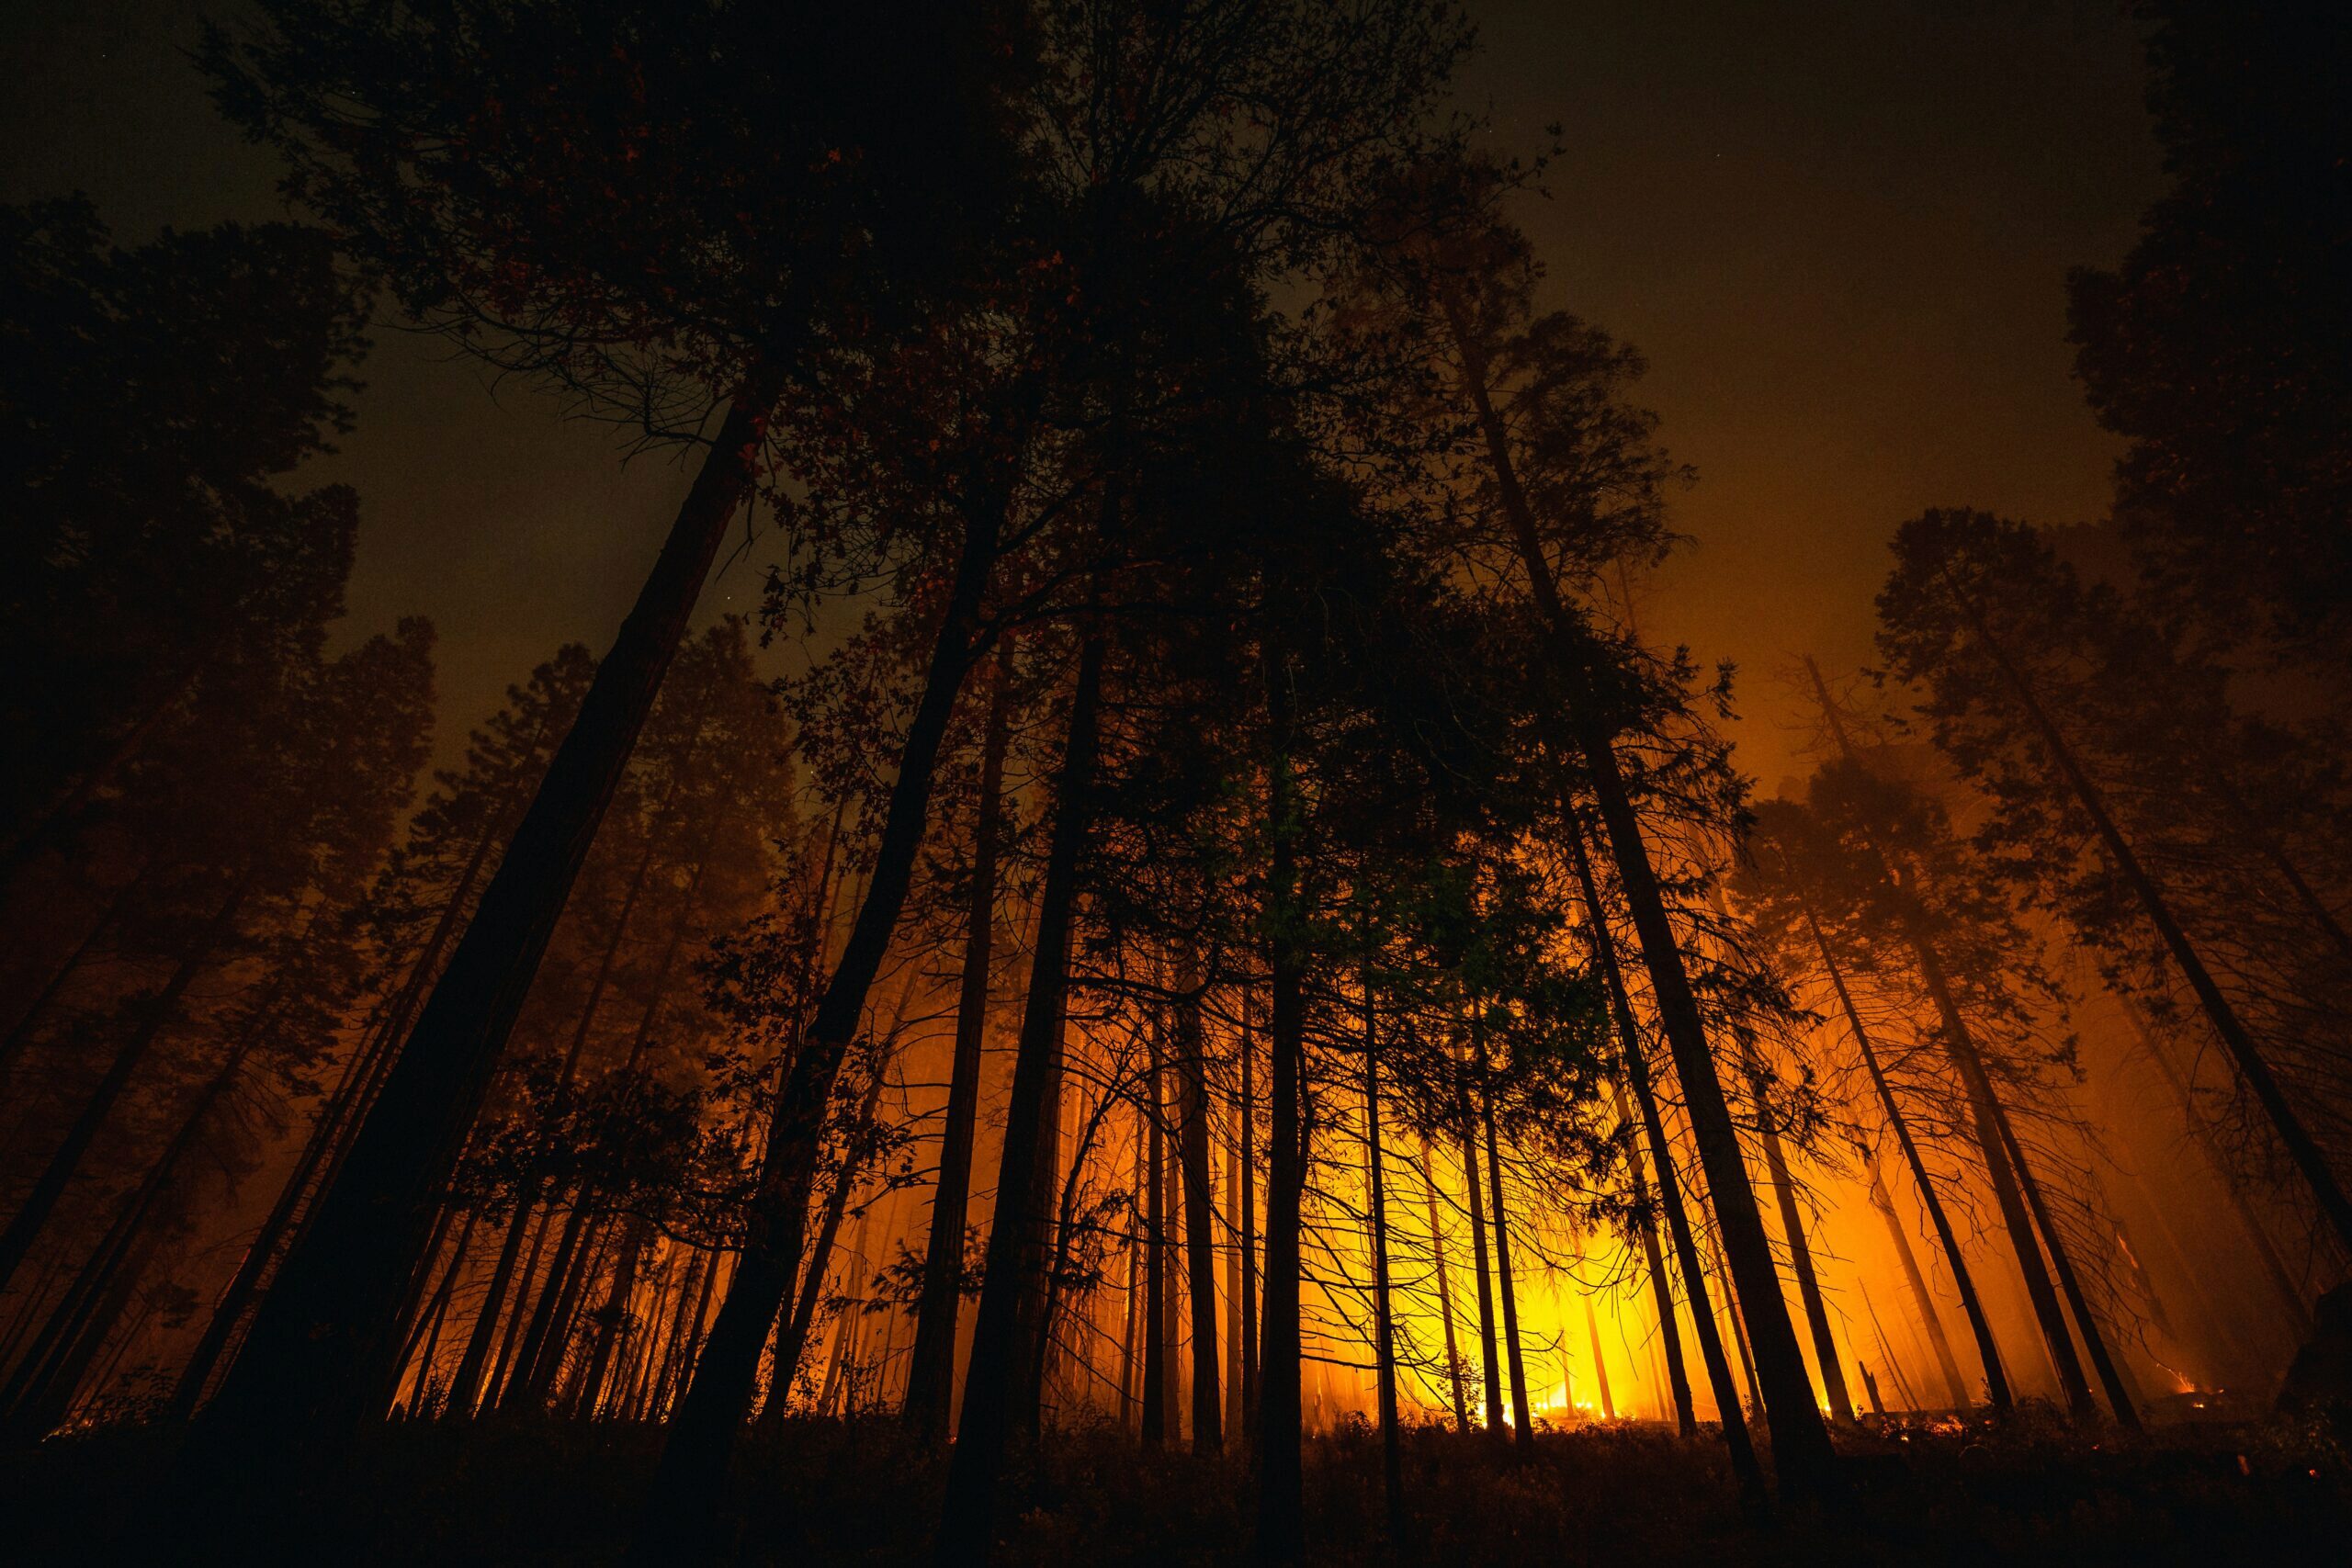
left=4, top=2, right=2350, bottom=1564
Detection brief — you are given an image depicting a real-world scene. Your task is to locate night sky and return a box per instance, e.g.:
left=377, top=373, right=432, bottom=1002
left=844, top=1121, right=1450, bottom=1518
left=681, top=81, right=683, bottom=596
left=3, top=0, right=2161, bottom=791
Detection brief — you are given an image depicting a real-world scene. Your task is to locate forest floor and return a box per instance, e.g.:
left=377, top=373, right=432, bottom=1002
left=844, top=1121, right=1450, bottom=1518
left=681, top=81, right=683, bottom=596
left=6, top=1407, right=2347, bottom=1565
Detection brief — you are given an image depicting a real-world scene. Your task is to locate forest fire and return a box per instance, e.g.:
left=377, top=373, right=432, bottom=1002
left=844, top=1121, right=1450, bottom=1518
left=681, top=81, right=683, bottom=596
left=4, top=2, right=2349, bottom=1564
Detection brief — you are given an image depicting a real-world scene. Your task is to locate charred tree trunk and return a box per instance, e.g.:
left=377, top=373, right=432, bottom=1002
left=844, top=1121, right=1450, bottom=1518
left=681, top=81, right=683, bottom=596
left=1142, top=1032, right=1169, bottom=1450
left=1460, top=1100, right=1506, bottom=1447
left=1253, top=683, right=1306, bottom=1566
left=1226, top=1064, right=1247, bottom=1442
left=766, top=1059, right=892, bottom=1423
left=1742, top=1042, right=1857, bottom=1426
left=1238, top=999, right=1259, bottom=1445
left=1992, top=1104, right=2141, bottom=1430
left=1420, top=1144, right=1472, bottom=1433
left=1585, top=1299, right=1615, bottom=1420
left=1565, top=827, right=1758, bottom=1488
left=207, top=391, right=775, bottom=1458
left=905, top=651, right=1014, bottom=1440
left=932, top=634, right=1102, bottom=1566
left=1787, top=850, right=2010, bottom=1412
left=1917, top=936, right=2093, bottom=1416
left=1474, top=1026, right=1533, bottom=1451
left=1442, top=280, right=1838, bottom=1501
left=628, top=496, right=999, bottom=1560
left=1177, top=950, right=1223, bottom=1456
left=1865, top=1158, right=1970, bottom=1410
left=1362, top=983, right=1405, bottom=1546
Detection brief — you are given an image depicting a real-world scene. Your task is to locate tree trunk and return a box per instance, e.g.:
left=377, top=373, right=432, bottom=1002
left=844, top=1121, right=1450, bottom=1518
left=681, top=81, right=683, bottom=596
left=2122, top=992, right=2312, bottom=1334
left=1362, top=983, right=1405, bottom=1546
left=1474, top=1029, right=1532, bottom=1450
left=502, top=1201, right=593, bottom=1411
left=905, top=651, right=1013, bottom=1439
left=628, top=495, right=999, bottom=1560
left=1177, top=947, right=1223, bottom=1456
left=1117, top=1126, right=1143, bottom=1434
left=1442, top=279, right=1838, bottom=1500
left=1915, top=932, right=2093, bottom=1416
left=486, top=1210, right=556, bottom=1409
left=1992, top=1103, right=2142, bottom=1429
left=1460, top=1102, right=1506, bottom=1446
left=1742, top=1042, right=1858, bottom=1426
left=1252, top=708, right=1306, bottom=1566
left=204, top=390, right=774, bottom=1459
left=1226, top=1066, right=1247, bottom=1442
left=1564, top=827, right=1758, bottom=1486
left=1865, top=1158, right=1969, bottom=1410
left=931, top=634, right=1102, bottom=1567
left=0, top=875, right=247, bottom=1295
left=172, top=797, right=512, bottom=1422
left=1940, top=569, right=2352, bottom=1258
left=400, top=1211, right=476, bottom=1416
left=4, top=1007, right=264, bottom=1429
left=1420, top=1144, right=1472, bottom=1432
left=1010, top=930, right=1068, bottom=1438
left=1783, top=830, right=2011, bottom=1412
left=1585, top=1299, right=1615, bottom=1420
left=1141, top=1023, right=1169, bottom=1449
left=445, top=1201, right=532, bottom=1417
left=767, top=1058, right=892, bottom=1422
left=1239, top=998, right=1259, bottom=1445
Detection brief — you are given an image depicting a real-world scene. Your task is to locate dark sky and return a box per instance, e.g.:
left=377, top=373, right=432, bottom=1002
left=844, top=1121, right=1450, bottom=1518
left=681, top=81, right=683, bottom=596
left=4, top=0, right=2162, bottom=793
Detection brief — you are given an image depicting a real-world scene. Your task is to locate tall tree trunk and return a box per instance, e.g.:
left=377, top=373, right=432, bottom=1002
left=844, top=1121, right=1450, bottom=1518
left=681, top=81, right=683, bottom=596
left=5, top=1008, right=264, bottom=1429
left=1939, top=571, right=2352, bottom=1257
left=207, top=392, right=775, bottom=1458
left=1460, top=1103, right=1506, bottom=1446
left=1419, top=1144, right=1471, bottom=1433
left=628, top=498, right=999, bottom=1560
left=1117, top=1127, right=1143, bottom=1435
left=767, top=1057, right=893, bottom=1422
left=1141, top=1027, right=1169, bottom=1449
left=1252, top=704, right=1306, bottom=1566
left=1584, top=1299, right=1616, bottom=1420
left=1992, top=1104, right=2141, bottom=1429
left=1475, top=1031, right=1532, bottom=1450
left=573, top=1217, right=652, bottom=1419
left=486, top=1211, right=556, bottom=1408
left=172, top=796, right=514, bottom=1422
left=1915, top=932, right=2093, bottom=1416
left=446, top=1201, right=533, bottom=1417
left=1741, top=1042, right=1857, bottom=1426
left=502, top=1201, right=593, bottom=1411
left=1865, top=1158, right=1969, bottom=1410
left=1789, top=861, right=2009, bottom=1411
left=1564, top=828, right=1758, bottom=1486
left=932, top=634, right=1102, bottom=1567
left=1177, top=947, right=1223, bottom=1456
left=1227, top=1069, right=1247, bottom=1442
left=905, top=651, right=1014, bottom=1439
left=399, top=1211, right=476, bottom=1416
left=1238, top=999, right=1259, bottom=1445
left=1010, top=929, right=1068, bottom=1438
left=1441, top=280, right=1838, bottom=1501
left=0, top=875, right=247, bottom=1295
left=1362, top=983, right=1404, bottom=1546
